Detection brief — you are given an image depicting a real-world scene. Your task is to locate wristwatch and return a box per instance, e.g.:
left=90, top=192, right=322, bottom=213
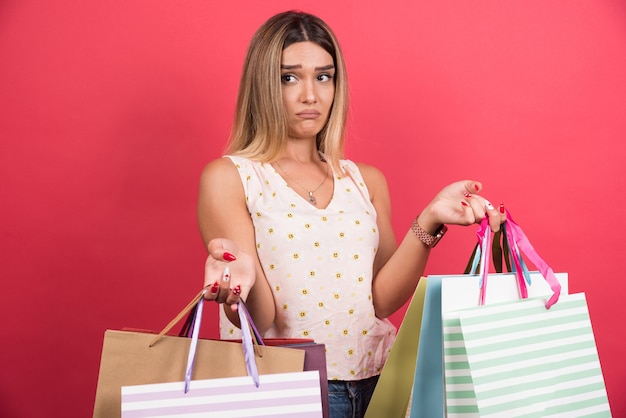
left=411, top=219, right=448, bottom=248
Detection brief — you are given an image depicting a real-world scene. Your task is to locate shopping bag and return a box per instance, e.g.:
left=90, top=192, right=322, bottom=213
left=121, top=370, right=323, bottom=417
left=442, top=212, right=566, bottom=417
left=119, top=295, right=325, bottom=417
left=441, top=272, right=567, bottom=418
left=408, top=275, right=445, bottom=418
left=364, top=277, right=428, bottom=418
left=93, top=289, right=307, bottom=418
left=458, top=293, right=610, bottom=417
left=193, top=306, right=329, bottom=413
left=264, top=339, right=330, bottom=418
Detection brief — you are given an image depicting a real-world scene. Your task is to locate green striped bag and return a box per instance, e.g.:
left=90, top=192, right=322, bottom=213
left=441, top=272, right=569, bottom=418
left=457, top=293, right=610, bottom=417
left=443, top=309, right=480, bottom=417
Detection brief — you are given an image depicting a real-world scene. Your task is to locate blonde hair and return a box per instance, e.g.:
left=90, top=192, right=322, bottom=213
left=226, top=11, right=349, bottom=171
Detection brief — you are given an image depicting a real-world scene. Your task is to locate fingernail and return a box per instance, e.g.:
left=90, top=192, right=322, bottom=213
left=464, top=192, right=472, bottom=198
left=474, top=184, right=480, bottom=191
left=223, top=252, right=237, bottom=261
left=499, top=203, right=505, bottom=214
left=461, top=201, right=470, bottom=207
left=484, top=199, right=495, bottom=210
left=232, top=285, right=241, bottom=296
left=210, top=282, right=219, bottom=293
left=222, top=267, right=230, bottom=282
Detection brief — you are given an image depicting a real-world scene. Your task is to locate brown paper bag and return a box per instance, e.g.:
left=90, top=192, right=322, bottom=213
left=264, top=339, right=330, bottom=418
left=93, top=292, right=306, bottom=418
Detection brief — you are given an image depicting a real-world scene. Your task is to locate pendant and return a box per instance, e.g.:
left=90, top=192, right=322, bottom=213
left=308, top=191, right=317, bottom=205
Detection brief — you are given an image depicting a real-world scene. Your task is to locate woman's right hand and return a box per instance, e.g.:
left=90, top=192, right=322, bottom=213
left=203, top=238, right=256, bottom=312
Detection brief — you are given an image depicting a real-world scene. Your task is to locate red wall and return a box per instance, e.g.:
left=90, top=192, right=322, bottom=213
left=1, top=1, right=625, bottom=416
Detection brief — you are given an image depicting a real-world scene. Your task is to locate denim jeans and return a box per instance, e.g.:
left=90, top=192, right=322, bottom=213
left=327, top=375, right=379, bottom=418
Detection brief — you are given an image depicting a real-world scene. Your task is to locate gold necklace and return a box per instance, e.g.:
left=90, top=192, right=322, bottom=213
left=274, top=160, right=329, bottom=206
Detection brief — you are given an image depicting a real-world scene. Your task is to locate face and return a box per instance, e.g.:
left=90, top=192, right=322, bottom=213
left=280, top=41, right=335, bottom=141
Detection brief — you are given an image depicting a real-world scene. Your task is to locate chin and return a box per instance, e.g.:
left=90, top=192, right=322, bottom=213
left=290, top=129, right=322, bottom=140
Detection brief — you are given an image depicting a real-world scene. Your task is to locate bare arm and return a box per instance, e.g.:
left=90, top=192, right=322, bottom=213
left=197, top=157, right=276, bottom=334
left=358, top=163, right=504, bottom=318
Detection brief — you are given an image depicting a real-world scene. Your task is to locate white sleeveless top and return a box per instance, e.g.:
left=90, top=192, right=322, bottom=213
left=219, top=155, right=396, bottom=381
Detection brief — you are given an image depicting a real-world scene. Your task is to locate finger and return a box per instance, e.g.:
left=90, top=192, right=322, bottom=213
left=215, top=287, right=230, bottom=304
left=460, top=200, right=477, bottom=225
left=464, top=180, right=482, bottom=195
left=207, top=238, right=238, bottom=262
left=202, top=281, right=220, bottom=301
left=466, top=194, right=488, bottom=221
left=482, top=199, right=501, bottom=232
left=203, top=256, right=224, bottom=287
left=203, top=241, right=237, bottom=288
left=464, top=193, right=499, bottom=230
left=498, top=202, right=507, bottom=224
left=226, top=285, right=242, bottom=311
left=214, top=267, right=232, bottom=303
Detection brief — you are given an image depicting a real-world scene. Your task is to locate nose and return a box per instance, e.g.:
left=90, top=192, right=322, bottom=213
left=300, top=79, right=317, bottom=104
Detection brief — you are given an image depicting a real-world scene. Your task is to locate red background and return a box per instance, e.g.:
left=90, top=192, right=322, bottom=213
left=1, top=1, right=625, bottom=416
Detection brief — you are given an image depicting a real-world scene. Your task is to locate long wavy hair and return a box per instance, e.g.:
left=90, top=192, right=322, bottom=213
left=226, top=11, right=349, bottom=170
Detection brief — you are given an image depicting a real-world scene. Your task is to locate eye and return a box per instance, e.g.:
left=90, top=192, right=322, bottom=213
left=281, top=74, right=297, bottom=84
left=317, top=73, right=334, bottom=82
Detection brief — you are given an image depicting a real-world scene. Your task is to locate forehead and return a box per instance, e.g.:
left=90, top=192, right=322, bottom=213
left=281, top=41, right=334, bottom=66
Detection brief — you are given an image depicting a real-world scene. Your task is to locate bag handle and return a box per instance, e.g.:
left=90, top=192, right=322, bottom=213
left=466, top=217, right=534, bottom=303
left=149, top=287, right=207, bottom=346
left=493, top=229, right=512, bottom=273
left=473, top=211, right=561, bottom=309
left=475, top=218, right=531, bottom=304
left=149, top=287, right=262, bottom=391
left=237, top=301, right=260, bottom=387
left=464, top=229, right=511, bottom=274
left=504, top=211, right=561, bottom=308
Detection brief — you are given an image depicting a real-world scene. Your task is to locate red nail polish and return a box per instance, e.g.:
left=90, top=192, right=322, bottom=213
left=475, top=184, right=480, bottom=191
left=232, top=285, right=241, bottom=296
left=461, top=201, right=470, bottom=207
left=223, top=252, right=237, bottom=261
left=464, top=192, right=472, bottom=198
left=211, top=282, right=219, bottom=293
left=499, top=203, right=505, bottom=214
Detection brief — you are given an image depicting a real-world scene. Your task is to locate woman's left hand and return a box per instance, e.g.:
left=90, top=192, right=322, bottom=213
left=418, top=180, right=506, bottom=233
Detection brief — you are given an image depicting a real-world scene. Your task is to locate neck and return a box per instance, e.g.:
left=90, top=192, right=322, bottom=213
left=280, top=139, right=321, bottom=164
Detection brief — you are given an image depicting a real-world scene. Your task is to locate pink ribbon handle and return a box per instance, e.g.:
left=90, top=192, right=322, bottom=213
left=476, top=218, right=491, bottom=305
left=504, top=211, right=561, bottom=309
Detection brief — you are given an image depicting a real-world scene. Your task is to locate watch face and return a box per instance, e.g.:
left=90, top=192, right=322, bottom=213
left=431, top=225, right=448, bottom=248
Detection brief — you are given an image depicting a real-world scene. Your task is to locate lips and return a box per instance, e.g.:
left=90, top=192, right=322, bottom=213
left=296, top=110, right=321, bottom=119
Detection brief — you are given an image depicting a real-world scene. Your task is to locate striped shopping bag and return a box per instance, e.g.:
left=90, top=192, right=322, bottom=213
left=443, top=309, right=479, bottom=417
left=458, top=293, right=610, bottom=417
left=122, top=370, right=323, bottom=418
left=441, top=272, right=569, bottom=418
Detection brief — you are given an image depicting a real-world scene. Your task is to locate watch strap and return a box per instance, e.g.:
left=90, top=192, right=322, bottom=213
left=411, top=219, right=447, bottom=248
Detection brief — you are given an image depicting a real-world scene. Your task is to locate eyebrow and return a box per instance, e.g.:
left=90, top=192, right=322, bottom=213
left=280, top=64, right=335, bottom=71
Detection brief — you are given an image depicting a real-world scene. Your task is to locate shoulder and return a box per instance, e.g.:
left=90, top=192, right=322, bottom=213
left=201, top=156, right=238, bottom=180
left=353, top=161, right=389, bottom=193
left=199, top=156, right=245, bottom=197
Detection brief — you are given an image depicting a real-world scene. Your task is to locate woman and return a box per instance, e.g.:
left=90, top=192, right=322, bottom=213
left=198, top=10, right=504, bottom=418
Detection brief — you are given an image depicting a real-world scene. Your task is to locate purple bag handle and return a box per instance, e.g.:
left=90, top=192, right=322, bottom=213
left=149, top=288, right=261, bottom=392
